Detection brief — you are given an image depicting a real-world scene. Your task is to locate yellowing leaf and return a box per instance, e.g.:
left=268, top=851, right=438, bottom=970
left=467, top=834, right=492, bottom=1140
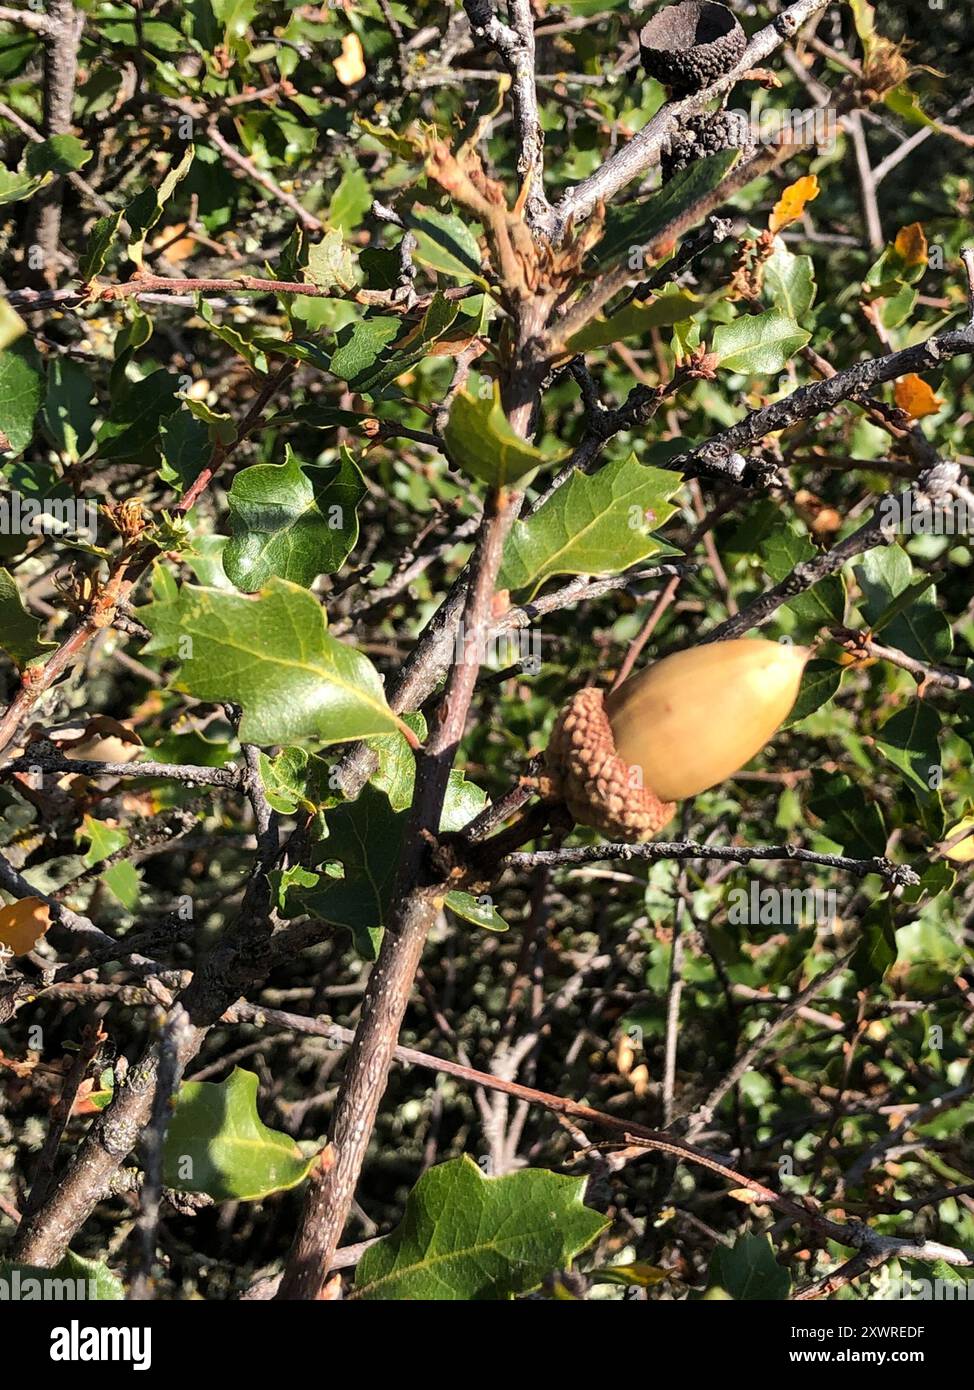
left=334, top=33, right=365, bottom=86
left=0, top=897, right=52, bottom=955
left=942, top=815, right=974, bottom=863
left=894, top=373, right=943, bottom=419
left=893, top=222, right=927, bottom=268
left=769, top=175, right=820, bottom=235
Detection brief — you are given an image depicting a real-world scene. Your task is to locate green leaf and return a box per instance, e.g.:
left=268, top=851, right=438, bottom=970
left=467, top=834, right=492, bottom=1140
left=0, top=1251, right=124, bottom=1301
left=808, top=771, right=886, bottom=858
left=223, top=444, right=365, bottom=591
left=567, top=288, right=698, bottom=352
left=406, top=204, right=486, bottom=284
left=850, top=899, right=898, bottom=986
left=327, top=163, right=372, bottom=233
left=0, top=566, right=53, bottom=667
left=763, top=238, right=816, bottom=322
left=444, top=383, right=562, bottom=489
left=0, top=339, right=44, bottom=457
left=286, top=786, right=405, bottom=958
left=162, top=1067, right=316, bottom=1201
left=258, top=745, right=335, bottom=813
left=94, top=369, right=180, bottom=461
left=707, top=1234, right=790, bottom=1300
left=595, top=150, right=738, bottom=269
left=0, top=167, right=46, bottom=205
left=785, top=658, right=843, bottom=725
left=24, top=134, right=91, bottom=177
left=79, top=814, right=129, bottom=867
left=713, top=308, right=810, bottom=375
left=305, top=225, right=361, bottom=292
left=499, top=452, right=682, bottom=598
left=352, top=1156, right=608, bottom=1300
left=758, top=515, right=844, bottom=631
left=875, top=702, right=942, bottom=801
left=126, top=146, right=195, bottom=269
left=78, top=209, right=124, bottom=280
left=159, top=407, right=210, bottom=493
left=332, top=292, right=460, bottom=397
left=42, top=358, right=96, bottom=461
left=329, top=316, right=400, bottom=381
left=445, top=890, right=508, bottom=933
left=139, top=576, right=411, bottom=748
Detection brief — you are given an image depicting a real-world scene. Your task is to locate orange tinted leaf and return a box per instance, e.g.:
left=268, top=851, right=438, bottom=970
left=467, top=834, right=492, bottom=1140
left=0, top=896, right=52, bottom=955
left=894, top=373, right=943, bottom=419
left=893, top=222, right=927, bottom=268
left=769, top=175, right=820, bottom=234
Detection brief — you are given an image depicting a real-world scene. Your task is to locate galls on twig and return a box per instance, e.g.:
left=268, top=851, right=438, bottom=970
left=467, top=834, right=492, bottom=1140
left=542, top=639, right=809, bottom=842
left=639, top=1, right=747, bottom=100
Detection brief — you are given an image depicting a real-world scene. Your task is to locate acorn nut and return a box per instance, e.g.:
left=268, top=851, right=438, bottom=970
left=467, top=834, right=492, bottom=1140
left=543, top=638, right=809, bottom=842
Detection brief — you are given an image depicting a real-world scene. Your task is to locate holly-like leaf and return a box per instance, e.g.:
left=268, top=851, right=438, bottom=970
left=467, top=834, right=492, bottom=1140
left=713, top=308, right=810, bottom=375
left=125, top=146, right=194, bottom=269
left=304, top=226, right=360, bottom=292
left=0, top=1251, right=124, bottom=1301
left=444, top=382, right=559, bottom=488
left=567, top=288, right=698, bottom=352
left=499, top=452, right=682, bottom=598
left=0, top=339, right=44, bottom=457
left=763, top=239, right=816, bottom=323
left=595, top=151, right=738, bottom=269
left=94, top=369, right=180, bottom=461
left=286, top=786, right=405, bottom=959
left=352, top=1156, right=608, bottom=1300
left=875, top=701, right=942, bottom=801
left=784, top=658, right=843, bottom=726
left=808, top=771, right=886, bottom=859
left=24, top=134, right=91, bottom=177
left=162, top=1068, right=316, bottom=1201
left=0, top=566, right=53, bottom=667
left=138, top=576, right=412, bottom=747
left=223, top=445, right=365, bottom=591
left=406, top=203, right=486, bottom=284
left=78, top=209, right=124, bottom=281
left=42, top=358, right=96, bottom=461
left=757, top=516, right=844, bottom=632
left=707, top=1234, right=790, bottom=1300
left=850, top=898, right=898, bottom=986
left=445, top=891, right=508, bottom=933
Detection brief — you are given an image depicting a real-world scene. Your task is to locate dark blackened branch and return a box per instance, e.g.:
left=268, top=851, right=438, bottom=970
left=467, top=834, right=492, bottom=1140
left=503, top=840, right=919, bottom=886
left=616, top=214, right=734, bottom=310
left=463, top=0, right=553, bottom=235
left=3, top=752, right=243, bottom=787
left=673, top=319, right=974, bottom=485
left=705, top=461, right=961, bottom=641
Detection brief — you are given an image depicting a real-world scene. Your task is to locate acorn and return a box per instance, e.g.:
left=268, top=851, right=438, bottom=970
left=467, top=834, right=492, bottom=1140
left=639, top=2, right=746, bottom=100
left=543, top=639, right=809, bottom=842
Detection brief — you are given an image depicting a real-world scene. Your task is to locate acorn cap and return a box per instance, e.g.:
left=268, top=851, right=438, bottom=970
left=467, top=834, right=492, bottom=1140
left=661, top=109, right=746, bottom=182
left=542, top=639, right=808, bottom=840
left=639, top=2, right=746, bottom=99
